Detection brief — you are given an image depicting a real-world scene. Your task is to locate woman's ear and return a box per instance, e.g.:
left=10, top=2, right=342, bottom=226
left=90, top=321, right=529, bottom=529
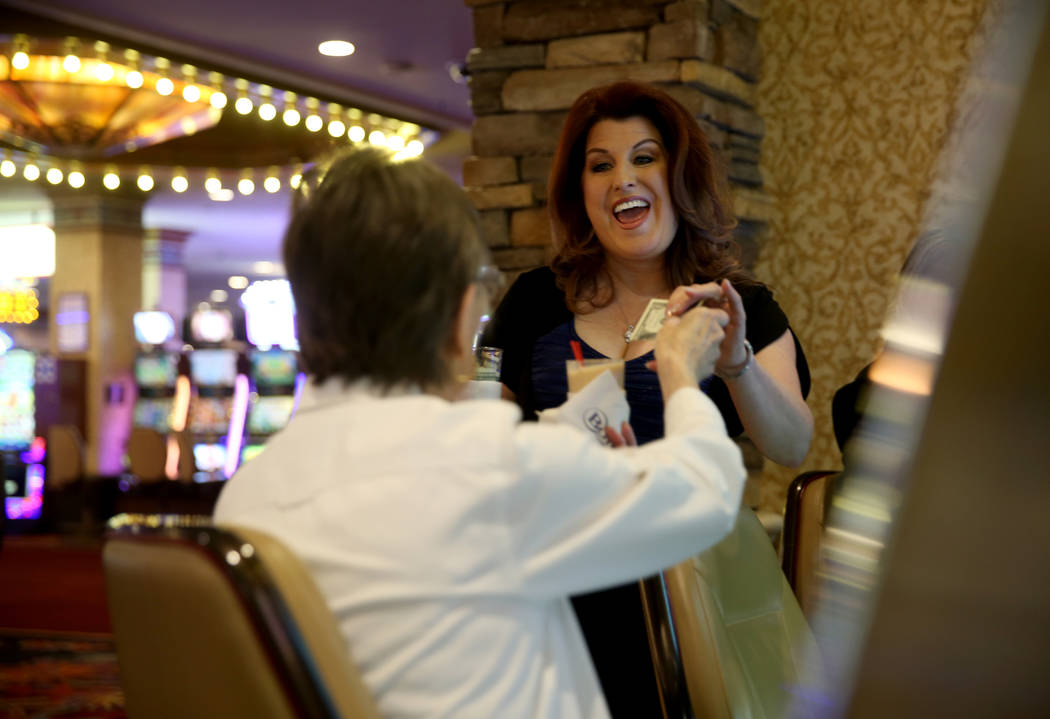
left=449, top=283, right=481, bottom=366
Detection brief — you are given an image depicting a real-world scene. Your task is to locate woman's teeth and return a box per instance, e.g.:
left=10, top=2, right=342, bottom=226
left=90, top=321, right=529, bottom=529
left=614, top=199, right=650, bottom=223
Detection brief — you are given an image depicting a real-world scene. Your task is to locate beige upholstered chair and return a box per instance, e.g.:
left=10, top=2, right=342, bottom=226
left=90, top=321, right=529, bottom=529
left=126, top=427, right=168, bottom=482
left=103, top=515, right=381, bottom=719
left=645, top=508, right=818, bottom=719
left=46, top=424, right=84, bottom=489
left=782, top=471, right=838, bottom=616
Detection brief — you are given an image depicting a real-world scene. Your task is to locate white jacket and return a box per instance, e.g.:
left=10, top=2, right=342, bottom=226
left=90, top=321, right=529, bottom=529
left=215, top=380, right=745, bottom=719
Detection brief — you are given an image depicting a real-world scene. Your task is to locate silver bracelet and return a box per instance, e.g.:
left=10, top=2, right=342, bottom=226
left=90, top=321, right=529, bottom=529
left=716, top=340, right=753, bottom=380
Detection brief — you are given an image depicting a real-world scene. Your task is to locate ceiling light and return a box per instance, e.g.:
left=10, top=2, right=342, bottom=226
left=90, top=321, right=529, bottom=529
left=328, top=119, right=346, bottom=138
left=63, top=54, right=81, bottom=73
left=253, top=261, right=275, bottom=274
left=405, top=140, right=424, bottom=157
left=126, top=70, right=144, bottom=88
left=228, top=275, right=249, bottom=290
left=155, top=77, right=174, bottom=96
left=209, top=289, right=229, bottom=303
left=171, top=173, right=189, bottom=193
left=263, top=176, right=281, bottom=193
left=304, top=114, right=323, bottom=132
left=46, top=167, right=63, bottom=185
left=137, top=172, right=154, bottom=191
left=368, top=130, right=386, bottom=147
left=238, top=178, right=255, bottom=195
left=282, top=108, right=301, bottom=126
left=182, top=84, right=201, bottom=103
left=95, top=62, right=114, bottom=82
left=209, top=188, right=234, bottom=202
left=318, top=40, right=355, bottom=57
left=204, top=175, right=222, bottom=194
left=0, top=160, right=15, bottom=177
left=103, top=171, right=120, bottom=190
left=12, top=51, right=29, bottom=70
left=67, top=170, right=85, bottom=188
left=235, top=97, right=253, bottom=115
left=210, top=91, right=228, bottom=109
left=258, top=103, right=277, bottom=121
left=23, top=163, right=40, bottom=182
left=348, top=125, right=365, bottom=143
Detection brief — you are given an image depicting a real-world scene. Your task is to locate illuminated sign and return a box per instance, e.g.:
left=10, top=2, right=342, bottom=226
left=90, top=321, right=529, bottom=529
left=0, top=287, right=40, bottom=324
left=0, top=224, right=55, bottom=279
left=133, top=310, right=176, bottom=345
left=240, top=279, right=298, bottom=351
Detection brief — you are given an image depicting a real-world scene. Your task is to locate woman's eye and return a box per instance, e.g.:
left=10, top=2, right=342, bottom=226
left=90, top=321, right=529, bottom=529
left=634, top=155, right=654, bottom=165
left=589, top=161, right=612, bottom=173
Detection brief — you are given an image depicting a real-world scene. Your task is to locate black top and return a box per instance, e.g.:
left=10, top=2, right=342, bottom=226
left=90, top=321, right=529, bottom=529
left=483, top=267, right=810, bottom=435
left=482, top=267, right=811, bottom=717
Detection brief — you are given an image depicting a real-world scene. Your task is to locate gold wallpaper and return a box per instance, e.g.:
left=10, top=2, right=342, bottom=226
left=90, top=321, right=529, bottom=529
left=753, top=0, right=990, bottom=509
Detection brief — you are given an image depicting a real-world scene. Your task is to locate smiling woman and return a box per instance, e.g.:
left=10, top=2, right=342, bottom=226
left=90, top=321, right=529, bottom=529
left=481, top=81, right=814, bottom=718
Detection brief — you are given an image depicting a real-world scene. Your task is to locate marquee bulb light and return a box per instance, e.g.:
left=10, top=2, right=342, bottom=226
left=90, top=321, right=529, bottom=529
left=387, top=135, right=405, bottom=152
left=126, top=70, right=143, bottom=88
left=46, top=167, right=63, bottom=185
left=204, top=176, right=222, bottom=194
left=210, top=91, right=228, bottom=109
left=182, top=84, right=201, bottom=102
left=328, top=119, right=346, bottom=137
left=238, top=178, right=255, bottom=195
left=11, top=51, right=29, bottom=70
left=68, top=170, right=85, bottom=188
left=258, top=103, right=277, bottom=121
left=234, top=97, right=253, bottom=115
left=156, top=77, right=174, bottom=96
left=103, top=172, right=120, bottom=190
left=95, top=62, right=114, bottom=82
left=304, top=114, right=323, bottom=132
left=282, top=108, right=301, bottom=126
left=348, top=125, right=365, bottom=143
left=171, top=175, right=189, bottom=193
left=137, top=173, right=154, bottom=191
left=290, top=173, right=302, bottom=189
left=63, top=54, right=81, bottom=73
left=23, top=163, right=40, bottom=182
left=368, top=130, right=386, bottom=147
left=263, top=176, right=281, bottom=193
left=0, top=160, right=15, bottom=177
left=405, top=140, right=424, bottom=157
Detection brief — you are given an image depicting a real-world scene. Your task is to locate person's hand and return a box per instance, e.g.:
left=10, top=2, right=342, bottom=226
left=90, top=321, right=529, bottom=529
left=654, top=302, right=729, bottom=398
left=604, top=421, right=637, bottom=447
left=713, top=280, right=748, bottom=373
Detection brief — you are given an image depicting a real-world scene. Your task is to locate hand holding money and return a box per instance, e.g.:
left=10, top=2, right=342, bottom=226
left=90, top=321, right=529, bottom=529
left=653, top=302, right=730, bottom=400
left=627, top=282, right=726, bottom=343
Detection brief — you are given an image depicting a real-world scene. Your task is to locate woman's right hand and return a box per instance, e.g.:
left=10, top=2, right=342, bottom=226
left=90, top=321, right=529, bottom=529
left=653, top=303, right=729, bottom=401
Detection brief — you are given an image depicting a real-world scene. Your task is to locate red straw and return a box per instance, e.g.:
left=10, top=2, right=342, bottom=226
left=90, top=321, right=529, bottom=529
left=570, top=340, right=585, bottom=367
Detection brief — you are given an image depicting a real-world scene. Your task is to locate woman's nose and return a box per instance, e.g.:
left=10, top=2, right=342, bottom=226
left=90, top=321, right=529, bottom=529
left=614, top=165, right=637, bottom=191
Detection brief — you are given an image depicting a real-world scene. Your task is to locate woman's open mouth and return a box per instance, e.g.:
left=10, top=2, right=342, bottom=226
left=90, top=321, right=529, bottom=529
left=613, top=198, right=650, bottom=229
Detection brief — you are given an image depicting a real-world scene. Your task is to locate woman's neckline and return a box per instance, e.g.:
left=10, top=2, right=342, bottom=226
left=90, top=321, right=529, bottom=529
left=568, top=320, right=654, bottom=363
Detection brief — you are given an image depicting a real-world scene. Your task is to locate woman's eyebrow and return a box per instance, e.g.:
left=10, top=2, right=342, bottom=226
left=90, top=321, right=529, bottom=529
left=585, top=138, right=662, bottom=156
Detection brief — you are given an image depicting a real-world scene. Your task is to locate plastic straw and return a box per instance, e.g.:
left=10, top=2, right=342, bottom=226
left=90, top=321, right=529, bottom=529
left=570, top=340, right=585, bottom=367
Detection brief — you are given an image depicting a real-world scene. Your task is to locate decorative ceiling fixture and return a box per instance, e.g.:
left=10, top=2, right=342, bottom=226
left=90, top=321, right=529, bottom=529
left=0, top=33, right=430, bottom=195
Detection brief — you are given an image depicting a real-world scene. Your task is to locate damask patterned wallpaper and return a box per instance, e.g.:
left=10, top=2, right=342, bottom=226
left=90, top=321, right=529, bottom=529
left=753, top=0, right=990, bottom=509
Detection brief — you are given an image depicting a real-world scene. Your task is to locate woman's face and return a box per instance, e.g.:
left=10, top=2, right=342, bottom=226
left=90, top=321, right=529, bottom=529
left=581, top=116, right=678, bottom=264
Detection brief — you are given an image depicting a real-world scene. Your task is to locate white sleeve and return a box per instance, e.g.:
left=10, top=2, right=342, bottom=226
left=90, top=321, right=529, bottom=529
left=506, top=387, right=746, bottom=598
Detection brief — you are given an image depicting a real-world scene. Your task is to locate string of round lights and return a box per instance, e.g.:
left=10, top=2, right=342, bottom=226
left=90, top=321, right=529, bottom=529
left=0, top=33, right=432, bottom=190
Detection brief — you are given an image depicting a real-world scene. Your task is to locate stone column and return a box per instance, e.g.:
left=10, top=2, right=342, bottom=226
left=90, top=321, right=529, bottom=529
left=142, top=228, right=190, bottom=342
left=463, top=0, right=773, bottom=277
left=48, top=187, right=144, bottom=475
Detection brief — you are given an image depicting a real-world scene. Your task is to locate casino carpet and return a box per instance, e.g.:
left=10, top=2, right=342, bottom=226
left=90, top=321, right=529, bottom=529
left=1, top=536, right=125, bottom=717
left=0, top=630, right=125, bottom=719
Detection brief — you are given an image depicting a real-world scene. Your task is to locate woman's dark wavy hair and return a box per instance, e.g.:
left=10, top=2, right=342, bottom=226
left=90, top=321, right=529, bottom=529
left=283, top=147, right=484, bottom=389
left=548, top=81, right=753, bottom=310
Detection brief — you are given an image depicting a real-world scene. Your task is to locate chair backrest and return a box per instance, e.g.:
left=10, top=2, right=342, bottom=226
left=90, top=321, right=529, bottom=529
left=781, top=471, right=838, bottom=616
left=103, top=516, right=381, bottom=719
left=648, top=508, right=818, bottom=719
left=46, top=424, right=84, bottom=489
left=126, top=427, right=168, bottom=482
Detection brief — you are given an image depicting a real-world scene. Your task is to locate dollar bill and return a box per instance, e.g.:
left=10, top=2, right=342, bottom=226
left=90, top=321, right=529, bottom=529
left=626, top=298, right=669, bottom=342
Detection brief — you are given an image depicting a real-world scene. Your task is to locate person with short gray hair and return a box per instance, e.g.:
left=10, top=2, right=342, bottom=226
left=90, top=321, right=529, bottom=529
left=216, top=146, right=747, bottom=718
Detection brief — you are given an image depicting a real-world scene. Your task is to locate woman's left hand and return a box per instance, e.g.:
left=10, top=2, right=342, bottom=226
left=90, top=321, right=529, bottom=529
left=667, top=280, right=748, bottom=372
left=714, top=280, right=748, bottom=373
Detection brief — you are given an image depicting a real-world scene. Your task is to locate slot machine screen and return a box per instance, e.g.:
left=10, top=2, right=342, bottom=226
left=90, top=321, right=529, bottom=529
left=192, top=443, right=227, bottom=472
left=241, top=444, right=265, bottom=464
left=0, top=349, right=35, bottom=450
left=251, top=350, right=298, bottom=387
left=188, top=397, right=231, bottom=434
left=189, top=349, right=238, bottom=387
left=247, top=396, right=295, bottom=435
left=133, top=399, right=174, bottom=432
left=134, top=355, right=177, bottom=388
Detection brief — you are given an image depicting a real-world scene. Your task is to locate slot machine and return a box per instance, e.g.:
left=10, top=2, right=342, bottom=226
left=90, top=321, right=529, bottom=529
left=184, top=307, right=243, bottom=483
left=131, top=311, right=182, bottom=436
